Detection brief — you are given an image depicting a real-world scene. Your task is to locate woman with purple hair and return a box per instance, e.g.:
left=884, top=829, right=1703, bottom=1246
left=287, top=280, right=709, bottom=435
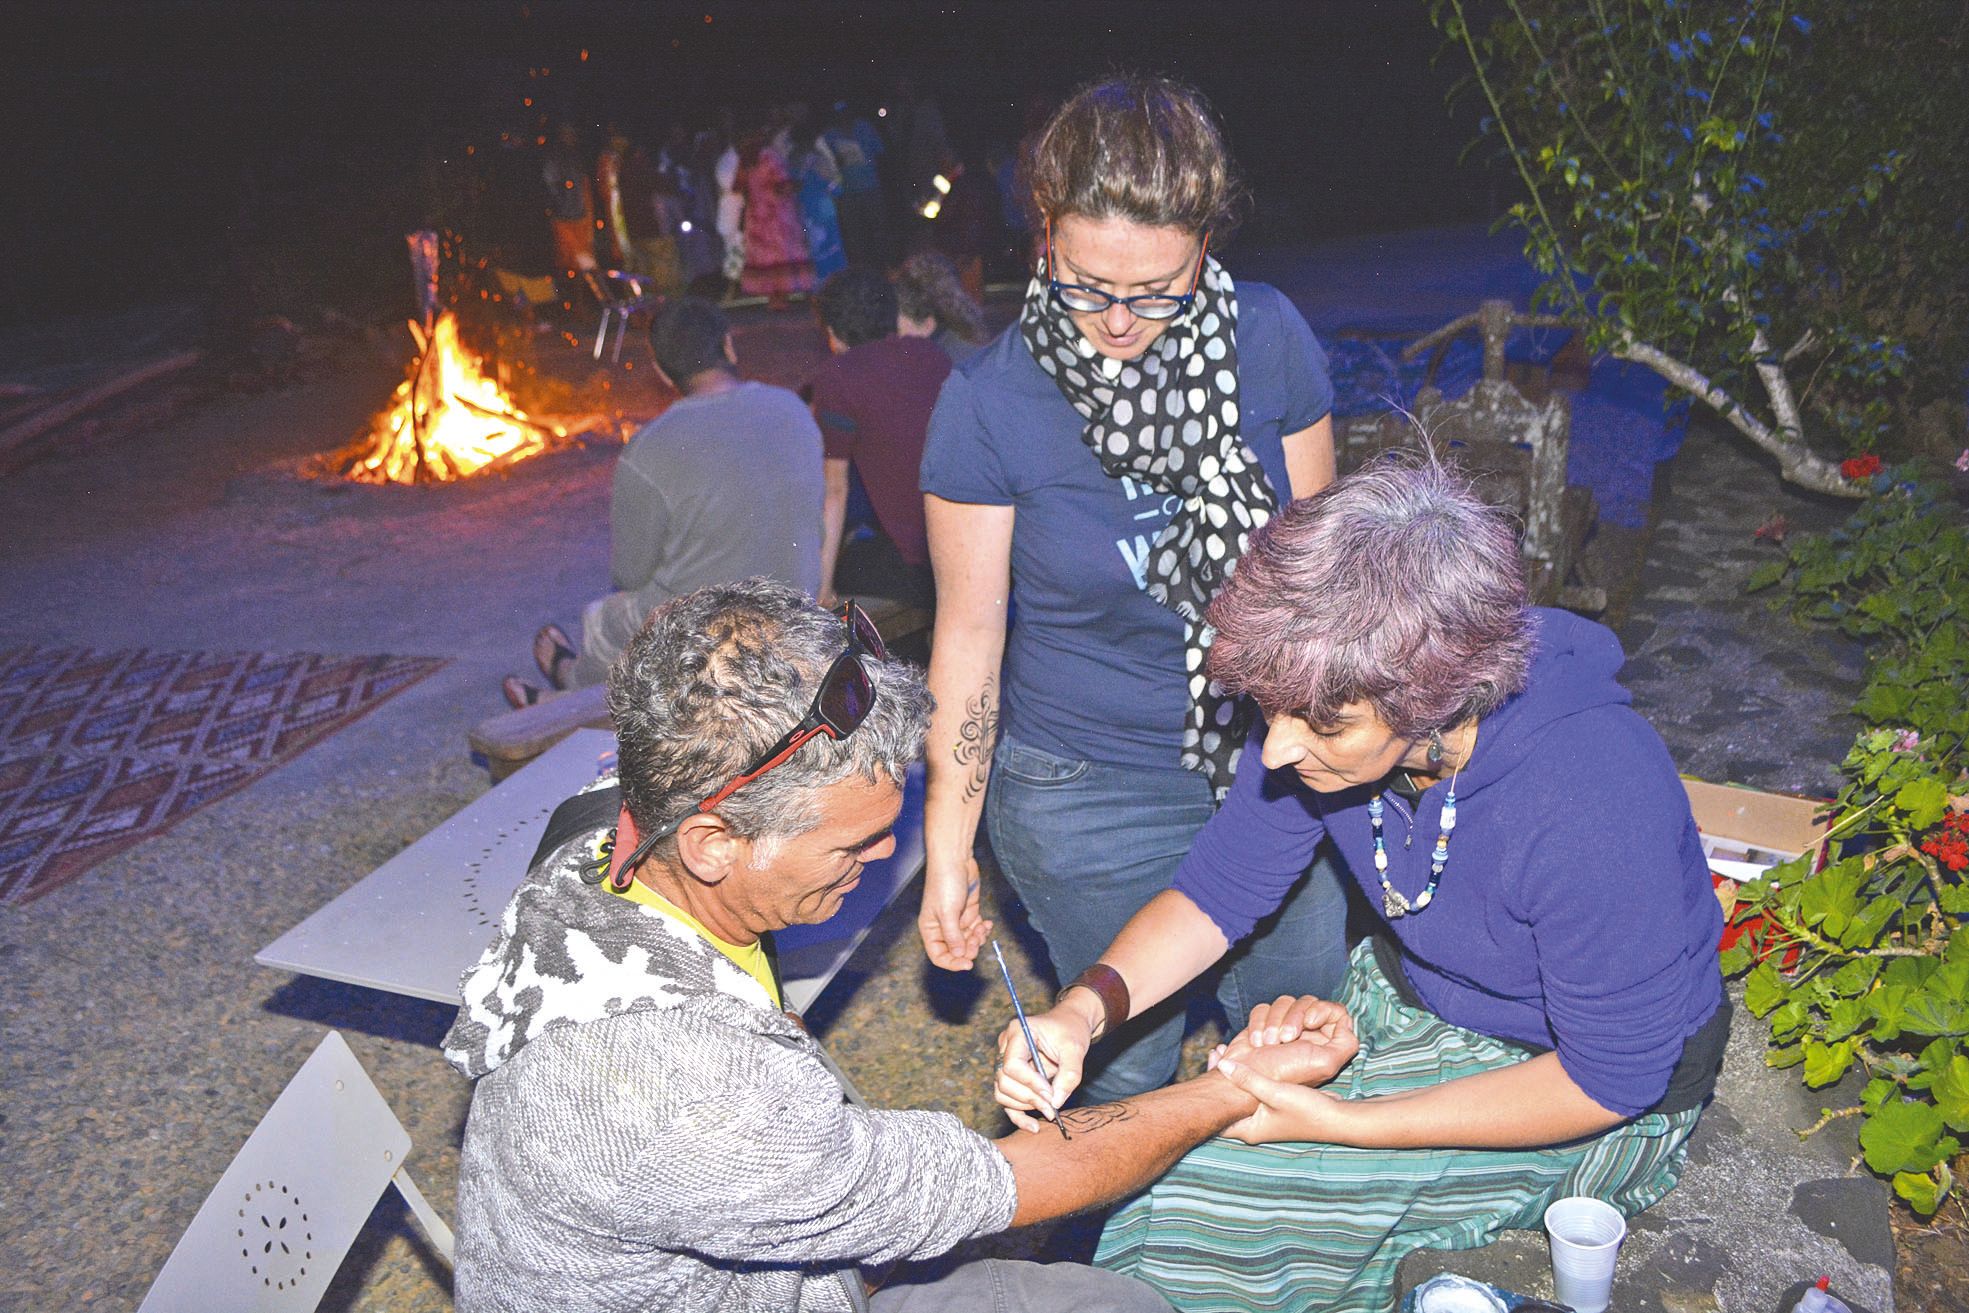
left=995, top=455, right=1728, bottom=1312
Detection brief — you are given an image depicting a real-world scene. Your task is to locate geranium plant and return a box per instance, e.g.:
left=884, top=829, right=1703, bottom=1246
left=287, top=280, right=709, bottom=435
left=1738, top=471, right=1969, bottom=1212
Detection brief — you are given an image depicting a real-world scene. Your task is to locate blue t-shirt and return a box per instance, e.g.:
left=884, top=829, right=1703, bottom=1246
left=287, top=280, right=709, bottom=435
left=920, top=281, right=1333, bottom=770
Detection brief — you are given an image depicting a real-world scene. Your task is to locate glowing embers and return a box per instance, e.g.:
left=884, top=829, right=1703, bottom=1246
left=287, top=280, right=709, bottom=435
left=345, top=313, right=562, bottom=484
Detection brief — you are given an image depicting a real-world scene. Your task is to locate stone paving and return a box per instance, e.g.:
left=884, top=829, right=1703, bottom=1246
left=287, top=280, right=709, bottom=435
left=1616, top=428, right=1867, bottom=801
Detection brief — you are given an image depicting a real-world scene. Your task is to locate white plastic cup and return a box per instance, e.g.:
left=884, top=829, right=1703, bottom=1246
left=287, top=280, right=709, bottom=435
left=1542, top=1195, right=1626, bottom=1313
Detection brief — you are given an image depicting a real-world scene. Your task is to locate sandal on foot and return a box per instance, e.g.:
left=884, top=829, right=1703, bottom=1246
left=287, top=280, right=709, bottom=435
left=532, top=624, right=577, bottom=689
left=502, top=675, right=543, bottom=710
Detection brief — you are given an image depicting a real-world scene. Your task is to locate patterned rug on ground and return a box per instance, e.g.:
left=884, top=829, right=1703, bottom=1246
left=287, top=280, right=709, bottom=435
left=0, top=645, right=448, bottom=904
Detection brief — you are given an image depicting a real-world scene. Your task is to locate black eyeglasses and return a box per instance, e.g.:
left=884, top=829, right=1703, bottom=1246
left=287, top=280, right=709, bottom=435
left=608, top=601, right=888, bottom=889
left=1044, top=216, right=1210, bottom=322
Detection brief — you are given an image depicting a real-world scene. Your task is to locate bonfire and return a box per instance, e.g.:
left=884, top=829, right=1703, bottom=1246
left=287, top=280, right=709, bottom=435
left=343, top=312, right=564, bottom=484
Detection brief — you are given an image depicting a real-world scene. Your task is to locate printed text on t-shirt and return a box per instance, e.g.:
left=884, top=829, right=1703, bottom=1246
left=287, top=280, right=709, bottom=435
left=1115, top=476, right=1181, bottom=591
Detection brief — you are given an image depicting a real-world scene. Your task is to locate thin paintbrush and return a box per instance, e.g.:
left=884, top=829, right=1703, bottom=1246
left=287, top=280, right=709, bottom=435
left=991, top=940, right=1070, bottom=1140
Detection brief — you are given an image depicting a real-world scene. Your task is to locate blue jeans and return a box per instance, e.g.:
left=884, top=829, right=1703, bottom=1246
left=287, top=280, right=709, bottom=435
left=985, top=731, right=1351, bottom=1105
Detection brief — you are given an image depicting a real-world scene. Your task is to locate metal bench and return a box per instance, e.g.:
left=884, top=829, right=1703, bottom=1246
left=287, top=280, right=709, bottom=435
left=257, top=729, right=925, bottom=1017
left=138, top=1030, right=453, bottom=1313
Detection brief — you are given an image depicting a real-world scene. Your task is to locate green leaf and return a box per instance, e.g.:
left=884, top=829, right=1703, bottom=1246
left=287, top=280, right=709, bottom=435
left=1840, top=898, right=1898, bottom=951
left=1767, top=1043, right=1805, bottom=1070
left=1877, top=1052, right=1924, bottom=1084
left=1770, top=1000, right=1811, bottom=1043
left=1855, top=683, right=1912, bottom=721
left=1870, top=983, right=1913, bottom=1041
left=1897, top=777, right=1949, bottom=829
left=1719, top=942, right=1753, bottom=976
left=1804, top=1038, right=1857, bottom=1088
left=1902, top=992, right=1969, bottom=1039
left=1799, top=862, right=1863, bottom=932
left=1909, top=1039, right=1960, bottom=1089
left=1862, top=1077, right=1896, bottom=1115
left=1895, top=1168, right=1943, bottom=1215
left=1932, top=956, right=1969, bottom=1004
left=1885, top=956, right=1939, bottom=990
left=1831, top=959, right=1881, bottom=995
left=1746, top=561, right=1788, bottom=591
left=1744, top=962, right=1788, bottom=1017
left=1860, top=1098, right=1954, bottom=1174
left=1800, top=975, right=1838, bottom=1011
left=1824, top=995, right=1869, bottom=1041
left=1930, top=1054, right=1969, bottom=1132
left=1860, top=593, right=1902, bottom=625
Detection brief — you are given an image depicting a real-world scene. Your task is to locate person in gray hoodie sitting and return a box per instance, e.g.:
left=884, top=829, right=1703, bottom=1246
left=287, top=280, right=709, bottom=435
left=443, top=578, right=1358, bottom=1312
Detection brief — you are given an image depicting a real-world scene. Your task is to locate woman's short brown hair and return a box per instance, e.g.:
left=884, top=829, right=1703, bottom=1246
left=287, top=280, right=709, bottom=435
left=1026, top=74, right=1244, bottom=237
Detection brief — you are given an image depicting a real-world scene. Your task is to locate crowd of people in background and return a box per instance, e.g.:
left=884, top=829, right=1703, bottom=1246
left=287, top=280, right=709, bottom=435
left=498, top=84, right=1024, bottom=710
left=528, top=84, right=1039, bottom=310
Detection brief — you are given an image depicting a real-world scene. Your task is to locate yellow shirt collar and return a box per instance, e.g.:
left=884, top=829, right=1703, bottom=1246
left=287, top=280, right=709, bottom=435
left=605, top=868, right=782, bottom=1009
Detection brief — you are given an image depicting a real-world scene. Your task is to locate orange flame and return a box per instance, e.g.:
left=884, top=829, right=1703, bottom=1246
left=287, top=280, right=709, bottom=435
left=347, top=313, right=560, bottom=484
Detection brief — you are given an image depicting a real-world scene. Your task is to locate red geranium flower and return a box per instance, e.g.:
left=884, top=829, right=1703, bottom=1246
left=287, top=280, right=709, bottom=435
left=1842, top=453, right=1883, bottom=480
left=1920, top=811, right=1969, bottom=873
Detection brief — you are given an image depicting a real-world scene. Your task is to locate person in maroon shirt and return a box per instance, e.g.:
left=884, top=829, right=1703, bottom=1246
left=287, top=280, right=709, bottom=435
left=811, top=267, right=954, bottom=609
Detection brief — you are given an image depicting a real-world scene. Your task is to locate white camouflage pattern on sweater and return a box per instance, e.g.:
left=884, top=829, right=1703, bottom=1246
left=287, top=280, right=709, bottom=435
left=444, top=821, right=773, bottom=1079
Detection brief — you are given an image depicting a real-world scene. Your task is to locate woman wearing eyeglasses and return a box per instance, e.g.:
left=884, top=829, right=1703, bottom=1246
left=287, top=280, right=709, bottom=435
left=916, top=75, right=1351, bottom=1107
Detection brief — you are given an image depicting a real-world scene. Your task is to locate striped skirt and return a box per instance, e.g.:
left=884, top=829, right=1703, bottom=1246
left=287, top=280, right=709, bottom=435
left=1096, top=942, right=1701, bottom=1313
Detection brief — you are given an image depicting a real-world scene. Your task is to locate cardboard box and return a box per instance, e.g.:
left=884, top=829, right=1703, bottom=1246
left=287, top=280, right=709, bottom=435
left=1683, top=777, right=1834, bottom=967
left=1682, top=777, right=1831, bottom=862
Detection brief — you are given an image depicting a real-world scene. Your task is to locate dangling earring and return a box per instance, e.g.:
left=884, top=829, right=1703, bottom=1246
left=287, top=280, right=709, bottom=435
left=1427, top=730, right=1446, bottom=768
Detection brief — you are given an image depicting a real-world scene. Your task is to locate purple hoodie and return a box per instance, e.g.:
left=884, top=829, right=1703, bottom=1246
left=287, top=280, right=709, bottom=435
left=1174, top=608, right=1725, bottom=1118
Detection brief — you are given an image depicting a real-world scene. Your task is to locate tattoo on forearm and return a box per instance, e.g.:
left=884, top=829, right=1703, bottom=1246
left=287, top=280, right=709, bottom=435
left=954, top=677, right=998, bottom=804
left=1056, top=1102, right=1133, bottom=1134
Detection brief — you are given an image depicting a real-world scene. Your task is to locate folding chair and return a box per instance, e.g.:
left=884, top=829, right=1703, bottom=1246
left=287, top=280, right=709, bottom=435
left=139, top=1030, right=454, bottom=1311
left=488, top=267, right=560, bottom=331
left=581, top=268, right=662, bottom=362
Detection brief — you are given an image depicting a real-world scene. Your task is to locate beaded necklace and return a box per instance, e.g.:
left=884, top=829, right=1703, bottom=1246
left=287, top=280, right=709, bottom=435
left=1367, top=758, right=1461, bottom=919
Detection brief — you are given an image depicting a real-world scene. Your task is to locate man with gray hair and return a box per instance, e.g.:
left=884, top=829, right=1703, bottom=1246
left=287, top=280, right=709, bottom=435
left=443, top=578, right=1357, bottom=1312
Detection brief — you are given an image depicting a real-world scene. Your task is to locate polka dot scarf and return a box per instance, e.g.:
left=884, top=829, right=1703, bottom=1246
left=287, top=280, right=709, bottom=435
left=1019, top=255, right=1278, bottom=800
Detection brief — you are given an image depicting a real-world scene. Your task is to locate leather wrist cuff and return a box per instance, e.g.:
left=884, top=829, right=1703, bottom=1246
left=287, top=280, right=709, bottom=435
left=1060, top=963, right=1131, bottom=1040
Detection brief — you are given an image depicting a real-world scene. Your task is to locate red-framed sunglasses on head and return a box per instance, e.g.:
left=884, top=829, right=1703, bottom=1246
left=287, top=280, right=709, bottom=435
left=609, top=600, right=888, bottom=890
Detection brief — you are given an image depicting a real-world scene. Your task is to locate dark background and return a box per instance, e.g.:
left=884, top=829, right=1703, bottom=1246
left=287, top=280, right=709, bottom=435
left=0, top=0, right=1504, bottom=329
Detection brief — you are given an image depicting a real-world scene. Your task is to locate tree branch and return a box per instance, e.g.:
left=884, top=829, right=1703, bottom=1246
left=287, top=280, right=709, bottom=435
left=1610, top=332, right=1863, bottom=497
left=1749, top=319, right=1807, bottom=449
left=1446, top=0, right=1591, bottom=322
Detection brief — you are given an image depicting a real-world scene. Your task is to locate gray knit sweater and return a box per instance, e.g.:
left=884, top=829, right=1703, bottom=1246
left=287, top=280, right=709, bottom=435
left=442, top=820, right=1018, bottom=1312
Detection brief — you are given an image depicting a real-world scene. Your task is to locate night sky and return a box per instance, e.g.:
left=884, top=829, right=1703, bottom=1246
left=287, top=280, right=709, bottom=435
left=1, top=1, right=1500, bottom=326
